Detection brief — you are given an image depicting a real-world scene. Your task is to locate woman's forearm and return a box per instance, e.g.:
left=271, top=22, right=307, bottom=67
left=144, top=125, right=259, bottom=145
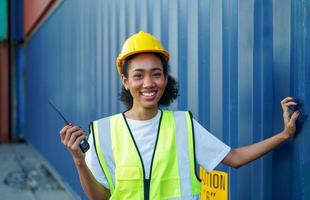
left=74, top=160, right=110, bottom=200
left=222, top=130, right=290, bottom=168
left=222, top=97, right=299, bottom=168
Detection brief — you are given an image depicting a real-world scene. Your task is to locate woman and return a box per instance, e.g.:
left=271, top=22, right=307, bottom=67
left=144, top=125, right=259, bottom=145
left=60, top=31, right=300, bottom=200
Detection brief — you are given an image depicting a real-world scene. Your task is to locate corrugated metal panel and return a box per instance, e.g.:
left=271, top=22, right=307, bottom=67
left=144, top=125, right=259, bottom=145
left=23, top=0, right=53, bottom=35
left=291, top=1, right=310, bottom=200
left=23, top=0, right=65, bottom=42
left=12, top=47, right=26, bottom=141
left=10, top=1, right=25, bottom=141
left=10, top=0, right=24, bottom=43
left=0, top=42, right=9, bottom=142
left=20, top=0, right=309, bottom=199
left=0, top=0, right=7, bottom=41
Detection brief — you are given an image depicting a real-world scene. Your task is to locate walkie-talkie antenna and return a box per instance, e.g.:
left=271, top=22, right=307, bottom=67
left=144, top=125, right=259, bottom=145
left=48, top=100, right=70, bottom=125
left=48, top=100, right=90, bottom=153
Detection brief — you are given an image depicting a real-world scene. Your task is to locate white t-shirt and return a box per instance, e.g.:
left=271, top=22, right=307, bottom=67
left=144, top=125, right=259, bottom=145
left=85, top=110, right=231, bottom=188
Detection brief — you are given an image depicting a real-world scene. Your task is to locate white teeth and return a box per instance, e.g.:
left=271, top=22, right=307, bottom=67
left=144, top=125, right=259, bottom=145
left=142, top=92, right=155, bottom=97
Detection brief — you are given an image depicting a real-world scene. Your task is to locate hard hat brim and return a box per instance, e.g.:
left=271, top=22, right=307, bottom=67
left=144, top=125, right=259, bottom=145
left=116, top=49, right=169, bottom=75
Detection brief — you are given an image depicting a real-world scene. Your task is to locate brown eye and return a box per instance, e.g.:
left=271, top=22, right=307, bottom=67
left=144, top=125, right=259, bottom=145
left=133, top=74, right=143, bottom=79
left=153, top=73, right=161, bottom=77
left=152, top=70, right=163, bottom=77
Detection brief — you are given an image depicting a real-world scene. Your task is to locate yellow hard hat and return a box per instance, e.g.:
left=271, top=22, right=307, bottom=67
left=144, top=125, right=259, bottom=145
left=116, top=31, right=169, bottom=75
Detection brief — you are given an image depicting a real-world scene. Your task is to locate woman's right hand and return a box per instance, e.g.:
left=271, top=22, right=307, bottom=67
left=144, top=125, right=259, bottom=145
left=60, top=124, right=87, bottom=164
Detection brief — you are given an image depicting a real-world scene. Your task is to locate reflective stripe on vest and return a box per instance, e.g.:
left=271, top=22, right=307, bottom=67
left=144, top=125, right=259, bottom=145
left=92, top=120, right=115, bottom=193
left=91, top=110, right=201, bottom=199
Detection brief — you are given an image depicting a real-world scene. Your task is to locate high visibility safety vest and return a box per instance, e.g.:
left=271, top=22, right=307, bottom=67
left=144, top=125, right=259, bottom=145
left=90, top=110, right=201, bottom=199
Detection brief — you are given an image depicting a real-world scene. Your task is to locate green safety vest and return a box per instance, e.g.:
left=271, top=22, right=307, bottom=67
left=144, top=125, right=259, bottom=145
left=90, top=110, right=201, bottom=199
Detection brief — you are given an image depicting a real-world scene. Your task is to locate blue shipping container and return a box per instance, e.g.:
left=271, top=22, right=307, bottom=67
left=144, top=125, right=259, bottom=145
left=17, top=0, right=309, bottom=199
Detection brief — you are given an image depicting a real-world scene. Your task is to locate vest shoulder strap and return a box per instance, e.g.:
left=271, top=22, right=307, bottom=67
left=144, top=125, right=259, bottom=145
left=90, top=118, right=115, bottom=193
left=185, top=111, right=201, bottom=194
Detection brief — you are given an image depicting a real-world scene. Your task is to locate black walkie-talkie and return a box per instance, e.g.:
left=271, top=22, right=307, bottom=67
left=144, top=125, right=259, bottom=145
left=48, top=101, right=90, bottom=153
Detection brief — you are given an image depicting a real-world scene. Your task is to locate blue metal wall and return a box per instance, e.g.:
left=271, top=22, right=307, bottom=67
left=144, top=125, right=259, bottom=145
left=291, top=0, right=310, bottom=199
left=10, top=0, right=25, bottom=141
left=20, top=0, right=309, bottom=199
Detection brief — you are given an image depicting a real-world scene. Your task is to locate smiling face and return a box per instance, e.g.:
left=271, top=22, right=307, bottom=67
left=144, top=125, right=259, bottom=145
left=122, top=53, right=168, bottom=110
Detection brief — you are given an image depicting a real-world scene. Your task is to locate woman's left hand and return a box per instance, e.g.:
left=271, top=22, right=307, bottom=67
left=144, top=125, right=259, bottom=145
left=281, top=96, right=300, bottom=139
left=222, top=97, right=300, bottom=168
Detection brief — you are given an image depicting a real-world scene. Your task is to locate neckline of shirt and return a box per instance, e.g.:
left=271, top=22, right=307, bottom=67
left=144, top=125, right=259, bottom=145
left=126, top=110, right=161, bottom=124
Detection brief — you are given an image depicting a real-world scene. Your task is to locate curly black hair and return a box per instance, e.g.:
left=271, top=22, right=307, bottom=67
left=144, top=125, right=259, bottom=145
left=119, top=53, right=179, bottom=109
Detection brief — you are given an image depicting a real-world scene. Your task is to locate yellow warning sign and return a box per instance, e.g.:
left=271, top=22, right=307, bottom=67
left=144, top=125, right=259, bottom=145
left=200, top=168, right=228, bottom=200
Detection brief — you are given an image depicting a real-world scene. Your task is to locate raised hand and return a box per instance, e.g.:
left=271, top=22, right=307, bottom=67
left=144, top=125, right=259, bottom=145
left=281, top=97, right=300, bottom=139
left=60, top=124, right=87, bottom=164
